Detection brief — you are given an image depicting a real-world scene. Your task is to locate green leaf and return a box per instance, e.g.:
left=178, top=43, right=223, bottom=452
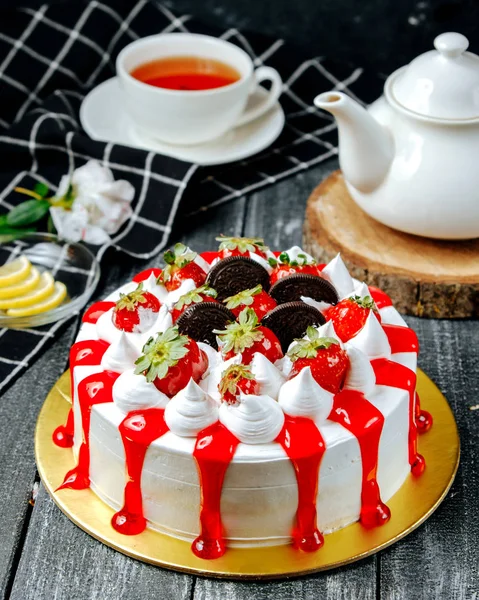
left=0, top=225, right=37, bottom=244
left=47, top=213, right=55, bottom=234
left=6, top=199, right=50, bottom=227
left=0, top=215, right=8, bottom=227
left=33, top=182, right=49, bottom=198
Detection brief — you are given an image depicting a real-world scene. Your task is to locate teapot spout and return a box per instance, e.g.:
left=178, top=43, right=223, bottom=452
left=314, top=92, right=393, bottom=193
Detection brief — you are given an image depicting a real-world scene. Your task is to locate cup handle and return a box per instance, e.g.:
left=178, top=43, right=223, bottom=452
left=235, top=66, right=283, bottom=127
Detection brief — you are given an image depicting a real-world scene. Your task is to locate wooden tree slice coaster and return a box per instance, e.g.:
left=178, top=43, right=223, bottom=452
left=303, top=170, right=479, bottom=318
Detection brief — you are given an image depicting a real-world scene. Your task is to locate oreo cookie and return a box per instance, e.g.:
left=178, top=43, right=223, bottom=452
left=176, top=302, right=236, bottom=350
left=269, top=273, right=339, bottom=305
left=261, top=302, right=325, bottom=352
left=206, top=256, right=270, bottom=301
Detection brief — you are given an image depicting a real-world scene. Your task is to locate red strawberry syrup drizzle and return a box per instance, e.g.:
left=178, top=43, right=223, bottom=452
left=329, top=390, right=391, bottom=527
left=275, top=416, right=326, bottom=551
left=111, top=408, right=169, bottom=535
left=53, top=340, right=109, bottom=448
left=57, top=370, right=119, bottom=490
left=191, top=422, right=240, bottom=559
left=372, top=323, right=427, bottom=476
left=82, top=301, right=115, bottom=324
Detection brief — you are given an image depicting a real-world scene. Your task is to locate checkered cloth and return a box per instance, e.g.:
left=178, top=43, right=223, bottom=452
left=0, top=0, right=382, bottom=391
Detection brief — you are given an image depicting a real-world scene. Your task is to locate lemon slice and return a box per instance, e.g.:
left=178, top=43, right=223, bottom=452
left=0, top=272, right=55, bottom=310
left=6, top=281, right=67, bottom=317
left=0, top=255, right=31, bottom=287
left=0, top=267, right=40, bottom=299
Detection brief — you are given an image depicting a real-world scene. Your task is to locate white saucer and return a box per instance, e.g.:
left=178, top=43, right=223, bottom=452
left=80, top=77, right=285, bottom=166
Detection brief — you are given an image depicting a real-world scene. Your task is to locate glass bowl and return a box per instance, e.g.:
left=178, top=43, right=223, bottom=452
left=0, top=233, right=101, bottom=329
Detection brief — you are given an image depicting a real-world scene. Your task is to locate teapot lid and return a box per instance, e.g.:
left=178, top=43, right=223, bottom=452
left=390, top=32, right=479, bottom=120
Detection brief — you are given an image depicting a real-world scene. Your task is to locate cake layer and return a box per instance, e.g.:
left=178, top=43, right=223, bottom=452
left=73, top=363, right=411, bottom=547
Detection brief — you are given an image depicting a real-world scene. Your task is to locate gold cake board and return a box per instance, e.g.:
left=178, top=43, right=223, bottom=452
left=35, top=369, right=460, bottom=580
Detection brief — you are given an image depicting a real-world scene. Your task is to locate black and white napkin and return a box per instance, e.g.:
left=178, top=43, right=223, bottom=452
left=0, top=0, right=382, bottom=391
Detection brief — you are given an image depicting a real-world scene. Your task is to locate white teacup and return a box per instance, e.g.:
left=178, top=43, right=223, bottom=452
left=116, top=33, right=283, bottom=146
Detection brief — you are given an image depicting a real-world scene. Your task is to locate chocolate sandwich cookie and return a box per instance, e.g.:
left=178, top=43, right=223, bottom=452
left=261, top=301, right=325, bottom=352
left=176, top=302, right=236, bottom=350
left=206, top=256, right=270, bottom=301
left=269, top=273, right=339, bottom=305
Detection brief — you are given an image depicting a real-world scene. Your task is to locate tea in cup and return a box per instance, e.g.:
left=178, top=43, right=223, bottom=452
left=116, top=33, right=283, bottom=145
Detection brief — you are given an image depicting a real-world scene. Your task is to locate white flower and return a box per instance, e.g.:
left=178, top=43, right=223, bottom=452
left=51, top=160, right=135, bottom=244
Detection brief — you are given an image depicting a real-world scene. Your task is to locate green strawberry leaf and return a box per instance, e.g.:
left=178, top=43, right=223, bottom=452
left=214, top=307, right=263, bottom=355
left=224, top=284, right=262, bottom=310
left=287, top=335, right=339, bottom=361
left=134, top=326, right=190, bottom=383
left=216, top=235, right=268, bottom=254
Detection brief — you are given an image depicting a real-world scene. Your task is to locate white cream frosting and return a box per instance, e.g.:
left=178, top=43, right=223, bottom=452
left=301, top=295, right=331, bottom=314
left=322, top=254, right=355, bottom=298
left=193, top=253, right=211, bottom=274
left=275, top=354, right=293, bottom=378
left=197, top=342, right=221, bottom=379
left=379, top=305, right=407, bottom=327
left=96, top=308, right=122, bottom=345
left=347, top=312, right=391, bottom=360
left=352, top=281, right=372, bottom=301
left=133, top=305, right=160, bottom=333
left=101, top=332, right=139, bottom=373
left=283, top=245, right=315, bottom=263
left=96, top=305, right=172, bottom=353
left=250, top=352, right=285, bottom=400
left=344, top=345, right=376, bottom=395
left=142, top=272, right=168, bottom=302
left=112, top=368, right=169, bottom=413
left=314, top=320, right=343, bottom=346
left=278, top=367, right=334, bottom=422
left=149, top=304, right=173, bottom=334
left=249, top=251, right=273, bottom=274
left=219, top=394, right=284, bottom=444
left=165, top=379, right=218, bottom=437
left=165, top=279, right=197, bottom=308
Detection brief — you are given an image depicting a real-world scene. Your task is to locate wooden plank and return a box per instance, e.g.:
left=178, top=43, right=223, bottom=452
left=194, top=162, right=377, bottom=599
left=0, top=320, right=78, bottom=598
left=379, top=317, right=479, bottom=600
left=7, top=199, right=246, bottom=599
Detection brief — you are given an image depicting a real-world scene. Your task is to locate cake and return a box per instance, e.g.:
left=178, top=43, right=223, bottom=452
left=52, top=236, right=432, bottom=559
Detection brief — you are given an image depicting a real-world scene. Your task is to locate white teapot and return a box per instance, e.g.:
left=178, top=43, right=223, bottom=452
left=314, top=32, right=479, bottom=240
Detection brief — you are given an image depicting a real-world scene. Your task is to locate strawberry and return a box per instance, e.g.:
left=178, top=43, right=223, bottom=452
left=112, top=282, right=161, bottom=333
left=214, top=308, right=283, bottom=364
left=133, top=268, right=162, bottom=283
left=216, top=235, right=269, bottom=259
left=269, top=252, right=323, bottom=285
left=218, top=364, right=260, bottom=405
left=171, top=285, right=218, bottom=323
left=158, top=243, right=207, bottom=292
left=224, top=284, right=277, bottom=320
left=288, top=327, right=349, bottom=393
left=134, top=326, right=208, bottom=398
left=325, top=295, right=381, bottom=342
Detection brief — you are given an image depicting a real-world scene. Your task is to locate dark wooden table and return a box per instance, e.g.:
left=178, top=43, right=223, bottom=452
left=0, top=158, right=477, bottom=600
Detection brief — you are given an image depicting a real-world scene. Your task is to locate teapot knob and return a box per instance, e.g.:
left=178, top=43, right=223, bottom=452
left=434, top=32, right=469, bottom=58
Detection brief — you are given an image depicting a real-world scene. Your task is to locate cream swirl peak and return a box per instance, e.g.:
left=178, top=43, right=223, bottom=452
left=250, top=352, right=285, bottom=399
left=165, top=378, right=218, bottom=437
left=112, top=368, right=169, bottom=413
left=218, top=394, right=285, bottom=444
left=101, top=331, right=139, bottom=373
left=278, top=366, right=334, bottom=422
left=343, top=345, right=376, bottom=395
left=348, top=311, right=391, bottom=360
left=322, top=253, right=355, bottom=298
